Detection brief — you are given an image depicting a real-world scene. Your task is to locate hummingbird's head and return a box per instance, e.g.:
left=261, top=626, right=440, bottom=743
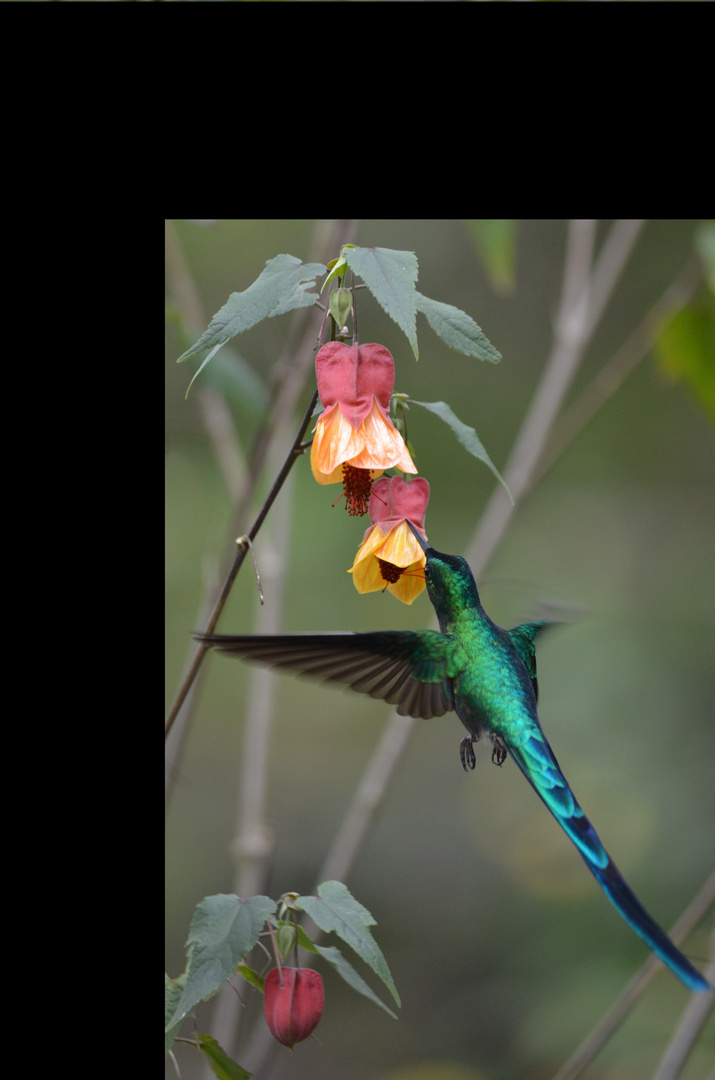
left=407, top=520, right=480, bottom=619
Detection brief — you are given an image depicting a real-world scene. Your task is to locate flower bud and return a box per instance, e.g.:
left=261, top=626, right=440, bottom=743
left=263, top=967, right=324, bottom=1048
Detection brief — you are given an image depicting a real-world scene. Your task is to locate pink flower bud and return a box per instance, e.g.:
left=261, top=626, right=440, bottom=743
left=263, top=967, right=324, bottom=1049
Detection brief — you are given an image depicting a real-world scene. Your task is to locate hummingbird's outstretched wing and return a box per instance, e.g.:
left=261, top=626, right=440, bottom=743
left=198, top=631, right=464, bottom=720
left=504, top=717, right=710, bottom=992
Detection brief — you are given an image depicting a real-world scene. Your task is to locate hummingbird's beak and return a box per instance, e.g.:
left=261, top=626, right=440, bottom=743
left=406, top=519, right=429, bottom=552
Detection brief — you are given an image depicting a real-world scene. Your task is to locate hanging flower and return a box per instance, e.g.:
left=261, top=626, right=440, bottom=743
left=263, top=967, right=325, bottom=1049
left=349, top=476, right=430, bottom=604
left=310, top=341, right=417, bottom=515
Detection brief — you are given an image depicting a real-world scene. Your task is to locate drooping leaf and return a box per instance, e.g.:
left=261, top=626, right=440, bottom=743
left=197, top=1035, right=253, bottom=1080
left=165, top=894, right=276, bottom=1032
left=415, top=292, right=502, bottom=363
left=408, top=399, right=512, bottom=500
left=295, top=881, right=400, bottom=1006
left=344, top=247, right=419, bottom=359
left=177, top=254, right=326, bottom=366
left=313, top=943, right=398, bottom=1018
left=165, top=972, right=187, bottom=1055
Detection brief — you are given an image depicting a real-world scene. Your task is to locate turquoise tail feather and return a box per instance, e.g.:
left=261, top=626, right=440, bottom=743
left=506, top=730, right=709, bottom=992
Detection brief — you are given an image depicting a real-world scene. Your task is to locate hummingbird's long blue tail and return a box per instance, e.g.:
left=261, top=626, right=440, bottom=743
left=506, top=729, right=710, bottom=992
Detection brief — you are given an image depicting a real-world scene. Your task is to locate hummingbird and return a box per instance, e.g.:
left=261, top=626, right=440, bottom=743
left=198, top=522, right=709, bottom=992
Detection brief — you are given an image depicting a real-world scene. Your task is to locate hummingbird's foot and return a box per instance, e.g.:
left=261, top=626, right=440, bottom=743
left=491, top=737, right=507, bottom=767
left=459, top=737, right=476, bottom=771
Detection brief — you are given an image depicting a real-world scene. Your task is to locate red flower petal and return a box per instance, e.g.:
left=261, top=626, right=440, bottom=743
left=315, top=342, right=396, bottom=429
left=368, top=476, right=430, bottom=536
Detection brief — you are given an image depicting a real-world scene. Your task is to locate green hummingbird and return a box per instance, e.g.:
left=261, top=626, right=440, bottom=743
left=198, top=522, right=709, bottom=992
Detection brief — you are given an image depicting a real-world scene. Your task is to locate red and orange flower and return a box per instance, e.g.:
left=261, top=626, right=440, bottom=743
left=310, top=341, right=417, bottom=515
left=349, top=476, right=430, bottom=604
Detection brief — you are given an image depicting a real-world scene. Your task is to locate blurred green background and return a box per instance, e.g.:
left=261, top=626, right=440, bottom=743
left=166, top=220, right=714, bottom=1080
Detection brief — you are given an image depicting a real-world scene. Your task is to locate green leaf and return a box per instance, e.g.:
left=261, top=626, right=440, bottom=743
left=165, top=972, right=187, bottom=1055
left=177, top=254, right=326, bottom=365
left=293, top=923, right=320, bottom=953
left=415, top=292, right=502, bottom=363
left=313, top=943, right=398, bottom=1019
left=235, top=962, right=265, bottom=994
left=165, top=894, right=276, bottom=1032
left=197, top=1035, right=252, bottom=1080
left=295, top=881, right=400, bottom=1006
left=344, top=247, right=419, bottom=359
left=321, top=255, right=349, bottom=292
left=467, top=219, right=518, bottom=293
left=408, top=399, right=512, bottom=501
left=654, top=298, right=715, bottom=423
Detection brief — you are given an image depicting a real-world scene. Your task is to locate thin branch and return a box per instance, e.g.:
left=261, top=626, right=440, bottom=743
left=164, top=387, right=319, bottom=741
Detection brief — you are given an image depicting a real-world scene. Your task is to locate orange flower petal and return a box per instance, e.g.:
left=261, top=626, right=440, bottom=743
left=310, top=405, right=364, bottom=482
left=311, top=400, right=416, bottom=483
left=348, top=402, right=417, bottom=473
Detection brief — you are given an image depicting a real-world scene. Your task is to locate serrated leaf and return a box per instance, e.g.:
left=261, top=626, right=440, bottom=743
left=415, top=292, right=501, bottom=363
left=313, top=943, right=398, bottom=1019
left=165, top=894, right=276, bottom=1032
left=197, top=1035, right=252, bottom=1080
left=409, top=399, right=512, bottom=501
left=268, top=282, right=323, bottom=319
left=165, top=972, right=187, bottom=1055
left=295, top=881, right=400, bottom=1006
left=177, top=254, right=326, bottom=365
left=344, top=247, right=419, bottom=359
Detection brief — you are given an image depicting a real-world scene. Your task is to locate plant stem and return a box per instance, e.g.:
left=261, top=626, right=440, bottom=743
left=164, top=387, right=318, bottom=741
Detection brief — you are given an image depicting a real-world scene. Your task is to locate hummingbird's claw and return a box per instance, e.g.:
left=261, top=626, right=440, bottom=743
left=491, top=737, right=507, bottom=767
left=460, top=736, right=476, bottom=771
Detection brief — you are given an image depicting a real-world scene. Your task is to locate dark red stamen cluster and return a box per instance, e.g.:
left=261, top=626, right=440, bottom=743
left=342, top=464, right=374, bottom=516
left=376, top=557, right=404, bottom=584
